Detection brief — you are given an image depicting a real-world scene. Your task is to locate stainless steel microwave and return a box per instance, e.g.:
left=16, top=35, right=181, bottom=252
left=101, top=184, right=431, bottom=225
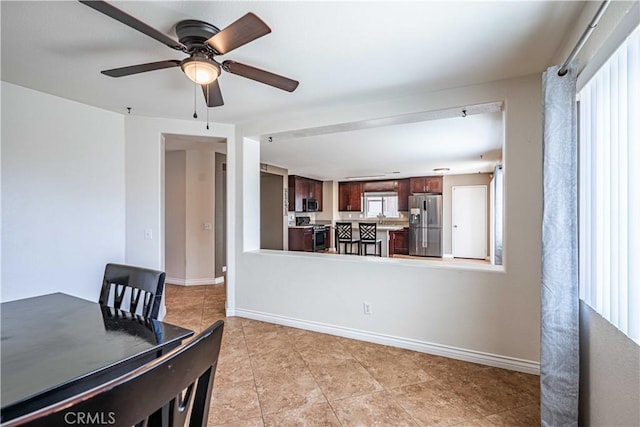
left=304, top=198, right=319, bottom=212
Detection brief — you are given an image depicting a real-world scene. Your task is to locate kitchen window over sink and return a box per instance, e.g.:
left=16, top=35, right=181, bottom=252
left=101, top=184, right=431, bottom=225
left=364, top=192, right=399, bottom=219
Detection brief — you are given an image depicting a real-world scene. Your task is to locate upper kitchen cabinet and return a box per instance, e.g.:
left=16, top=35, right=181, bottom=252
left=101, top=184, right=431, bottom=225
left=359, top=179, right=409, bottom=211
left=309, top=180, right=323, bottom=211
left=409, top=176, right=443, bottom=194
left=288, top=175, right=323, bottom=212
left=397, top=178, right=410, bottom=210
left=362, top=180, right=397, bottom=192
left=338, top=182, right=362, bottom=211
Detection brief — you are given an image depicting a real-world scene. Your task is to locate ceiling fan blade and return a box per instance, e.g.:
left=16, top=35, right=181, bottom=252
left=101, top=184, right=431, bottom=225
left=101, top=60, right=181, bottom=77
left=79, top=0, right=186, bottom=51
left=206, top=13, right=271, bottom=55
left=202, top=81, right=224, bottom=107
left=222, top=60, right=299, bottom=92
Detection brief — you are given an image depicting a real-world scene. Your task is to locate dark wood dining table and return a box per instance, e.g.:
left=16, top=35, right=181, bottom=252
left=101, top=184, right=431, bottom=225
left=0, top=292, right=193, bottom=423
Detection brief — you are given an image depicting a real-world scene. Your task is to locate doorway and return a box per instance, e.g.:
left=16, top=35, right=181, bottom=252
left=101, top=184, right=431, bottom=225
left=452, top=185, right=487, bottom=259
left=164, top=134, right=227, bottom=285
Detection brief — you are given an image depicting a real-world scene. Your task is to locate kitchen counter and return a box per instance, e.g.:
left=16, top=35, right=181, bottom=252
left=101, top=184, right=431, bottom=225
left=346, top=224, right=408, bottom=257
left=376, top=225, right=405, bottom=231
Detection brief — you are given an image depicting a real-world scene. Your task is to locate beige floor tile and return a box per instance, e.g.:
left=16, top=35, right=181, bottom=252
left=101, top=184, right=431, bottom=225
left=308, top=358, right=383, bottom=401
left=202, top=311, right=226, bottom=326
left=413, top=354, right=487, bottom=382
left=209, top=379, right=262, bottom=425
left=209, top=417, right=265, bottom=427
left=484, top=403, right=540, bottom=426
left=263, top=403, right=341, bottom=427
left=391, top=381, right=483, bottom=426
left=298, top=346, right=354, bottom=367
left=254, top=367, right=326, bottom=415
left=457, top=417, right=497, bottom=427
left=165, top=283, right=541, bottom=427
left=216, top=351, right=255, bottom=386
left=245, top=330, right=294, bottom=356
left=331, top=390, right=418, bottom=426
left=445, top=369, right=536, bottom=416
left=288, top=329, right=346, bottom=351
left=242, top=319, right=283, bottom=336
left=250, top=348, right=308, bottom=379
left=360, top=354, right=434, bottom=389
left=342, top=339, right=396, bottom=363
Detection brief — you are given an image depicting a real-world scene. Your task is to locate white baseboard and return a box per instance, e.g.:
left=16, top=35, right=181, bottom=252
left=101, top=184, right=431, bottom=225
left=443, top=253, right=454, bottom=259
left=232, top=308, right=540, bottom=375
left=166, top=276, right=224, bottom=286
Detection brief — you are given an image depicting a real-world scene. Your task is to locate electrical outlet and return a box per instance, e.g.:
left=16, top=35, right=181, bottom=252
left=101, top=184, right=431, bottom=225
left=144, top=229, right=153, bottom=240
left=363, top=302, right=372, bottom=315
left=222, top=266, right=227, bottom=272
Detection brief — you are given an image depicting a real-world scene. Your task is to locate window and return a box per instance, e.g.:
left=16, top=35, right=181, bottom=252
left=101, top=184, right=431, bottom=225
left=363, top=192, right=399, bottom=218
left=578, top=25, right=639, bottom=343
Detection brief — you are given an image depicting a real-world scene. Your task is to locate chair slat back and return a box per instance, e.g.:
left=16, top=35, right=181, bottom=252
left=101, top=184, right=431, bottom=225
left=336, top=222, right=354, bottom=240
left=359, top=223, right=378, bottom=242
left=100, top=263, right=165, bottom=319
left=4, top=321, right=224, bottom=427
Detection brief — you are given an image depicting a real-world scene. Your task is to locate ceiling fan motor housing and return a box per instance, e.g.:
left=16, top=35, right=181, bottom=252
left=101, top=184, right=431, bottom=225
left=175, top=20, right=220, bottom=54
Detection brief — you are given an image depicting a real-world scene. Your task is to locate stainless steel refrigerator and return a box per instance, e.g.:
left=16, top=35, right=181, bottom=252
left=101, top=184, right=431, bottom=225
left=409, top=194, right=443, bottom=257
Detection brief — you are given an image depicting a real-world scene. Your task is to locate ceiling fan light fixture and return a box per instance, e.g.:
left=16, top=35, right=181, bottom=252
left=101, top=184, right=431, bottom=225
left=181, top=56, right=220, bottom=85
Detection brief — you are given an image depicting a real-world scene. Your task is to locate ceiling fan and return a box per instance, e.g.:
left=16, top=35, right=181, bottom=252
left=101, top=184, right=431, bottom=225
left=79, top=0, right=299, bottom=108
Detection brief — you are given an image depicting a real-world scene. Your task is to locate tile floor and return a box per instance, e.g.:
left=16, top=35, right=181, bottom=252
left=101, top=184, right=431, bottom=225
left=164, top=284, right=540, bottom=427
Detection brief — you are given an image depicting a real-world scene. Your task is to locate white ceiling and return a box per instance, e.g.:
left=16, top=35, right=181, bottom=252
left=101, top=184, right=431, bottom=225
left=1, top=1, right=585, bottom=180
left=261, top=110, right=504, bottom=180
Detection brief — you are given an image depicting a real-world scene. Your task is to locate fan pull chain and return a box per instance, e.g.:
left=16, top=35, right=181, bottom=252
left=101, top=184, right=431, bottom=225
left=193, top=62, right=198, bottom=119
left=206, top=84, right=210, bottom=130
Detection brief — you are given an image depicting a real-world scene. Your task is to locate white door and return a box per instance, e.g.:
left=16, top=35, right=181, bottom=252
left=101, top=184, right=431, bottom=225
left=452, top=185, right=487, bottom=259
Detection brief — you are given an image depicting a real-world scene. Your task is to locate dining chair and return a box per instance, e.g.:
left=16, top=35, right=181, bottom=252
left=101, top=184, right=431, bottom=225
left=100, top=263, right=165, bottom=319
left=3, top=320, right=225, bottom=427
left=335, top=222, right=360, bottom=254
left=359, top=223, right=382, bottom=256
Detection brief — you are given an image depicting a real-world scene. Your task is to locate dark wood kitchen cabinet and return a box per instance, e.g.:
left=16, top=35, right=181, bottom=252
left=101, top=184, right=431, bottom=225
left=362, top=180, right=397, bottom=192
left=309, top=180, right=323, bottom=211
left=288, top=227, right=313, bottom=252
left=390, top=227, right=409, bottom=256
left=289, top=176, right=308, bottom=212
left=409, top=176, right=443, bottom=194
left=288, top=175, right=323, bottom=212
left=338, top=182, right=362, bottom=211
left=397, top=179, right=410, bottom=211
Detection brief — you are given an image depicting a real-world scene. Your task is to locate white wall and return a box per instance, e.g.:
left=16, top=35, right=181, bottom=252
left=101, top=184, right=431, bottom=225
left=164, top=151, right=186, bottom=280
left=123, top=116, right=235, bottom=272
left=232, top=74, right=543, bottom=372
left=1, top=82, right=125, bottom=302
left=579, top=302, right=640, bottom=426
left=185, top=150, right=215, bottom=281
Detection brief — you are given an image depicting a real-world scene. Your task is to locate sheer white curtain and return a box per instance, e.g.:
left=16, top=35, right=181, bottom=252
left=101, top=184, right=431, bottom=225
left=578, top=25, right=639, bottom=343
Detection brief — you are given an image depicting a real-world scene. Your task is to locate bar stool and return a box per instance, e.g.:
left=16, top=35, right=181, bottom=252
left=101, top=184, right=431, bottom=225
left=359, top=223, right=382, bottom=256
left=335, top=222, right=360, bottom=254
